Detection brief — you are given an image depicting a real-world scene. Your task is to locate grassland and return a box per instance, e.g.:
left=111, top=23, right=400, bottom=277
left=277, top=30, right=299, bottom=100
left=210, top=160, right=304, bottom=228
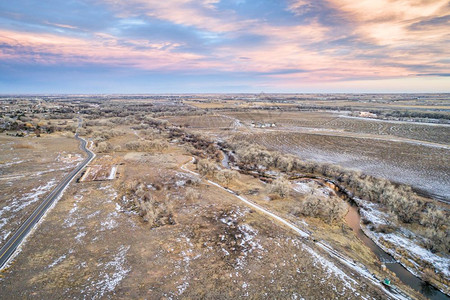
left=0, top=133, right=84, bottom=247
left=0, top=135, right=393, bottom=299
left=0, top=94, right=448, bottom=299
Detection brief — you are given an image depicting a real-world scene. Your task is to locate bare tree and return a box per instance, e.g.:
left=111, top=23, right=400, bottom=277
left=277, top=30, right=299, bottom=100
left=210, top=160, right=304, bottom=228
left=215, top=169, right=239, bottom=187
left=197, top=159, right=218, bottom=177
left=97, top=141, right=113, bottom=153
left=267, top=177, right=290, bottom=199
left=296, top=194, right=347, bottom=223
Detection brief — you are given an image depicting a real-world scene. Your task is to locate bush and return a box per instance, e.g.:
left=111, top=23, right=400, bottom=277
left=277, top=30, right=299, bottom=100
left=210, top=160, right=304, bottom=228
left=125, top=140, right=168, bottom=152
left=374, top=224, right=395, bottom=234
left=92, top=129, right=124, bottom=142
left=296, top=194, right=347, bottom=223
left=390, top=195, right=421, bottom=224
left=97, top=141, right=113, bottom=153
left=422, top=268, right=435, bottom=284
left=185, top=188, right=200, bottom=202
left=125, top=141, right=143, bottom=151
left=77, top=128, right=88, bottom=136
left=121, top=180, right=175, bottom=227
left=420, top=208, right=446, bottom=229
left=274, top=154, right=295, bottom=172
left=215, top=169, right=239, bottom=187
left=267, top=177, right=290, bottom=199
left=197, top=159, right=218, bottom=177
left=236, top=144, right=274, bottom=170
left=423, top=228, right=449, bottom=253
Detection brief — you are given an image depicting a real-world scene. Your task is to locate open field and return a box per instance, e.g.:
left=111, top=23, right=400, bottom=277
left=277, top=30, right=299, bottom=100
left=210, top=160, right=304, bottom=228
left=0, top=134, right=84, bottom=247
left=223, top=111, right=450, bottom=145
left=232, top=131, right=450, bottom=202
left=0, top=142, right=395, bottom=299
left=165, top=114, right=238, bottom=129
left=0, top=94, right=448, bottom=299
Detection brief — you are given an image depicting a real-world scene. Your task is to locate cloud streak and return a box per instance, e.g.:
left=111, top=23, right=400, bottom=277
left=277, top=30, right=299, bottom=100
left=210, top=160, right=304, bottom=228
left=0, top=0, right=448, bottom=92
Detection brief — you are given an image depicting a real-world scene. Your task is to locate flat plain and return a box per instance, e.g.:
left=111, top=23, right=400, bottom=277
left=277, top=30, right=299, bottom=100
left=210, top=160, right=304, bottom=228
left=0, top=94, right=448, bottom=299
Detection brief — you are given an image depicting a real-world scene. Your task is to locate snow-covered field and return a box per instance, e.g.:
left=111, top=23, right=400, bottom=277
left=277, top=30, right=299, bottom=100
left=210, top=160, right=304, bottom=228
left=240, top=131, right=450, bottom=202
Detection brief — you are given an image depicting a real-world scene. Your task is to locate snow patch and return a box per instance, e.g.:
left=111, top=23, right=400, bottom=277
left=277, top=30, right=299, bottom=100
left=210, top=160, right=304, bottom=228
left=75, top=231, right=87, bottom=243
left=293, top=182, right=312, bottom=194
left=0, top=179, right=57, bottom=236
left=303, top=244, right=357, bottom=293
left=48, top=254, right=67, bottom=269
left=107, top=166, right=117, bottom=180
left=359, top=199, right=450, bottom=279
left=82, top=245, right=131, bottom=299
left=100, top=212, right=119, bottom=231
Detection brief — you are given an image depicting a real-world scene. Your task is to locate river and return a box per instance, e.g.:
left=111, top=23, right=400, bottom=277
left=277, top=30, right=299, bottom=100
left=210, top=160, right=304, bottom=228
left=220, top=150, right=449, bottom=299
left=345, top=204, right=448, bottom=299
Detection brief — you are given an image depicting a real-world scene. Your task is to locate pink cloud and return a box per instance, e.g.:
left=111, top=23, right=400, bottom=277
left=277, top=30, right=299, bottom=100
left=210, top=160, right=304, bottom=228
left=322, top=0, right=449, bottom=46
left=43, top=21, right=79, bottom=30
left=2, top=0, right=448, bottom=86
left=0, top=26, right=415, bottom=83
left=0, top=30, right=216, bottom=71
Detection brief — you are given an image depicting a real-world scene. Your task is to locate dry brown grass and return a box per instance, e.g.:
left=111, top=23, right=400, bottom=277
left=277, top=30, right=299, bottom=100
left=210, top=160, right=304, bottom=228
left=12, top=143, right=34, bottom=149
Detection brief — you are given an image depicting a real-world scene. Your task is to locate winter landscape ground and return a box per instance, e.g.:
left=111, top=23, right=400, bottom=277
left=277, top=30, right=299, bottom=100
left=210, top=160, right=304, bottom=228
left=0, top=94, right=448, bottom=299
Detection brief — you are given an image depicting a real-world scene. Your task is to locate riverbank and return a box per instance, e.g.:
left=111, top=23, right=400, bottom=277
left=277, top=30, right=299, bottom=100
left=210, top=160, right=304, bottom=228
left=219, top=149, right=449, bottom=299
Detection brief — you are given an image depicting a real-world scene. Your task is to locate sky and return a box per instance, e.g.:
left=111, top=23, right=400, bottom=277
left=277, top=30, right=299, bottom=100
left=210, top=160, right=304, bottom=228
left=0, top=0, right=449, bottom=93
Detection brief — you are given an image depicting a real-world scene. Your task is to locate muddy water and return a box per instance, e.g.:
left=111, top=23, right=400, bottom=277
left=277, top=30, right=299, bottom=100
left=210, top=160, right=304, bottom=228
left=345, top=205, right=448, bottom=299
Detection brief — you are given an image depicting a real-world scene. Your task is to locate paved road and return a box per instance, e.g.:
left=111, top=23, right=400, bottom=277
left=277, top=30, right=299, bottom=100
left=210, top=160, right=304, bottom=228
left=0, top=129, right=95, bottom=269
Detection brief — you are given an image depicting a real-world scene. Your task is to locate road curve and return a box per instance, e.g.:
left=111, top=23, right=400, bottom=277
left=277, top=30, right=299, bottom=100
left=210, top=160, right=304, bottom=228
left=0, top=130, right=95, bottom=269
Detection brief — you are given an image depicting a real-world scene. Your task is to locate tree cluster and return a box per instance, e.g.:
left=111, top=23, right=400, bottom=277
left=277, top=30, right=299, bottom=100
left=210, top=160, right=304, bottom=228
left=228, top=140, right=449, bottom=252
left=124, top=140, right=168, bottom=152
left=120, top=180, right=175, bottom=227
left=295, top=194, right=348, bottom=223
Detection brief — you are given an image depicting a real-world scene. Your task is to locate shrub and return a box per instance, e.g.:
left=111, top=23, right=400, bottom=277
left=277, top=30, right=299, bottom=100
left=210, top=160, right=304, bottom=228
left=423, top=228, right=449, bottom=253
left=420, top=208, right=446, bottom=229
left=97, top=141, right=113, bottom=153
left=422, top=268, right=435, bottom=284
left=121, top=180, right=175, bottom=227
left=125, top=140, right=168, bottom=152
left=274, top=154, right=295, bottom=172
left=125, top=141, right=142, bottom=151
left=197, top=159, right=218, bottom=177
left=185, top=188, right=200, bottom=202
left=77, top=128, right=88, bottom=136
left=267, top=177, right=290, bottom=199
left=92, top=129, right=124, bottom=142
left=374, top=224, right=395, bottom=234
left=390, top=196, right=421, bottom=224
left=215, top=169, right=239, bottom=187
left=296, top=194, right=347, bottom=223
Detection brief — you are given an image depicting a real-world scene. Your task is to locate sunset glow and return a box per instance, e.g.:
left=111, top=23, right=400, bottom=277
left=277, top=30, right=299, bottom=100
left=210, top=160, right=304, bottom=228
left=1, top=0, right=449, bottom=93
